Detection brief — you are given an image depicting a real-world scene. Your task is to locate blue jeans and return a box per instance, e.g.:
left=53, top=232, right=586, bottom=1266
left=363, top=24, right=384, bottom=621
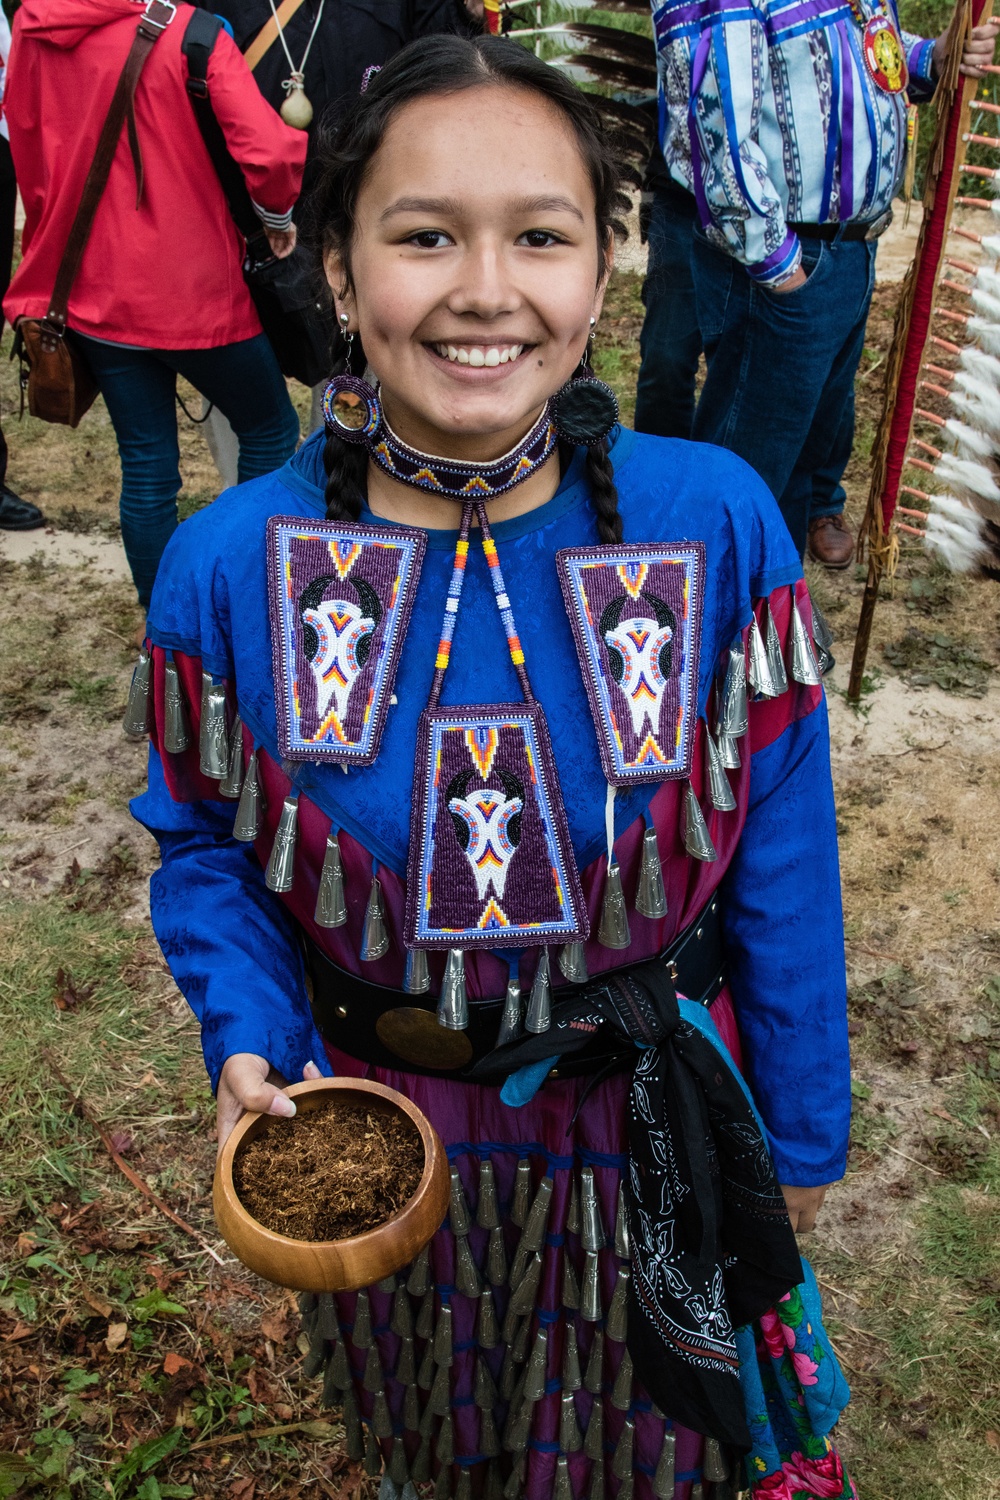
left=74, top=331, right=301, bottom=607
left=634, top=186, right=702, bottom=440
left=690, top=226, right=876, bottom=557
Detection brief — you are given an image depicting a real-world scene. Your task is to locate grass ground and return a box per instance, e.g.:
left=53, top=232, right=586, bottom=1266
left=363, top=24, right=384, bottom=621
left=2, top=265, right=1000, bottom=1500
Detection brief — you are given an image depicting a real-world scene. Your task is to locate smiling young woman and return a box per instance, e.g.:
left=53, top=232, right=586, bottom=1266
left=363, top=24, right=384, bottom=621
left=129, top=34, right=857, bottom=1500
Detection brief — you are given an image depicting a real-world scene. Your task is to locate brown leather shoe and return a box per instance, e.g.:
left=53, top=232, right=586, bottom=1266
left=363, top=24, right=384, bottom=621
left=807, top=513, right=854, bottom=569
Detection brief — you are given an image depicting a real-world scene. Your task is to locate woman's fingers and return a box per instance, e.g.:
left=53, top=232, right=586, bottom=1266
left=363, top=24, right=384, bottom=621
left=216, top=1053, right=296, bottom=1157
left=303, top=1060, right=323, bottom=1080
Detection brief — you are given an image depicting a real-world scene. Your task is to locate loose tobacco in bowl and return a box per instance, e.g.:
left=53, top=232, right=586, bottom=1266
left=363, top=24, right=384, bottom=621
left=233, top=1100, right=424, bottom=1241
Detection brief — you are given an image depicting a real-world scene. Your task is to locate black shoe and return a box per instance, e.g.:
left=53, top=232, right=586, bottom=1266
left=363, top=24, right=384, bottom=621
left=0, top=486, right=45, bottom=530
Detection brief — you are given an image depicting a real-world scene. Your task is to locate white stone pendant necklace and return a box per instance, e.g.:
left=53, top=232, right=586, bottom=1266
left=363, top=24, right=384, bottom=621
left=268, top=0, right=326, bottom=129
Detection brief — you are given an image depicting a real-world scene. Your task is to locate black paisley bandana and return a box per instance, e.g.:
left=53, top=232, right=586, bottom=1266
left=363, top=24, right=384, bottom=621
left=472, top=957, right=803, bottom=1450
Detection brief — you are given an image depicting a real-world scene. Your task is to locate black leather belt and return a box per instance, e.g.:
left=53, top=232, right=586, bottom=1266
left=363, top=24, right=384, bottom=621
left=788, top=208, right=892, bottom=242
left=304, top=896, right=726, bottom=1082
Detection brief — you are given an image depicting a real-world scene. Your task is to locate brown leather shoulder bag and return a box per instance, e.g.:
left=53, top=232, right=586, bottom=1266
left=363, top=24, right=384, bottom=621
left=14, top=0, right=177, bottom=427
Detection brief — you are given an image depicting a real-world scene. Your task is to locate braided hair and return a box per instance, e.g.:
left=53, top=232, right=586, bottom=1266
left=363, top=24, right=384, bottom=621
left=309, top=33, right=630, bottom=539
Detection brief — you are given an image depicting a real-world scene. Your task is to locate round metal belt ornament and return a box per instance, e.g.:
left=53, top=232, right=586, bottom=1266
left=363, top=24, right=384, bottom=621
left=376, top=1007, right=474, bottom=1070
left=863, top=16, right=908, bottom=93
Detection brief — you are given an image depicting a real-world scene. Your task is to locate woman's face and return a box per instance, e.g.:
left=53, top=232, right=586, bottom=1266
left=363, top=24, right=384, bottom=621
left=326, top=84, right=612, bottom=460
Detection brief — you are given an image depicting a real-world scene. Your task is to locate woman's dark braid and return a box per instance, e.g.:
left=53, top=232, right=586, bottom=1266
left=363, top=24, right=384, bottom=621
left=587, top=438, right=623, bottom=544
left=322, top=429, right=368, bottom=521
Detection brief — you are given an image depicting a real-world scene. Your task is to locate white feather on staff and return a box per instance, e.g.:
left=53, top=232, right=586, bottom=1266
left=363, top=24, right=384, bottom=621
left=942, top=415, right=998, bottom=456
left=978, top=234, right=1000, bottom=259
left=934, top=450, right=1000, bottom=502
left=948, top=376, right=1000, bottom=436
left=959, top=345, right=1000, bottom=382
left=925, top=508, right=994, bottom=571
left=969, top=285, right=1000, bottom=321
left=966, top=315, right=1000, bottom=354
left=972, top=264, right=1000, bottom=299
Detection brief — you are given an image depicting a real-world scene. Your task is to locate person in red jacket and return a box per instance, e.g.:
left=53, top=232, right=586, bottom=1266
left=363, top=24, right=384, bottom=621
left=4, top=0, right=308, bottom=610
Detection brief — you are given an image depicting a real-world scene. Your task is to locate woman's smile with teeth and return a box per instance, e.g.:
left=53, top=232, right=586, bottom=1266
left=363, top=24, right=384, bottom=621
left=433, top=343, right=525, bottom=367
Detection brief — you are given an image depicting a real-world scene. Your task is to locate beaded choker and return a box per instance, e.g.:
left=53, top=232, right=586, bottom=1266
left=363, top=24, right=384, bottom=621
left=368, top=404, right=558, bottom=500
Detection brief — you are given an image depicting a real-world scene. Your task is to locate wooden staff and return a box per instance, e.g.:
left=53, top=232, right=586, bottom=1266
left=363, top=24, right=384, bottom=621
left=848, top=0, right=992, bottom=700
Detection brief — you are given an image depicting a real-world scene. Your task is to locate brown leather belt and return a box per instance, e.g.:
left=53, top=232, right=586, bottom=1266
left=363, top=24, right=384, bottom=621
left=304, top=896, right=726, bottom=1081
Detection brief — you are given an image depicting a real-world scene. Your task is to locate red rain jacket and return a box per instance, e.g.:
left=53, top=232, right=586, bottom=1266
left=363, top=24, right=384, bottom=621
left=4, top=0, right=307, bottom=349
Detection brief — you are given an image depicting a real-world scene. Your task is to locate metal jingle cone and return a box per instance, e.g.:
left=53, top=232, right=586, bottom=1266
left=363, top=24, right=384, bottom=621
left=523, top=1326, right=549, bottom=1402
left=705, top=724, right=737, bottom=814
left=417, top=1342, right=435, bottom=1391
left=747, top=615, right=777, bottom=701
left=199, top=675, right=229, bottom=778
left=265, top=794, right=299, bottom=893
left=497, top=960, right=522, bottom=1047
left=703, top=1438, right=729, bottom=1482
left=812, top=598, right=835, bottom=676
left=562, top=1255, right=581, bottom=1310
left=580, top=1250, right=601, bottom=1322
left=454, top=1235, right=481, bottom=1298
left=559, top=1393, right=583, bottom=1454
left=598, top=861, right=631, bottom=949
left=429, top=1362, right=451, bottom=1416
left=389, top=1438, right=410, bottom=1487
left=379, top=1476, right=400, bottom=1500
left=484, top=1462, right=504, bottom=1500
left=511, top=1158, right=532, bottom=1227
left=363, top=1342, right=383, bottom=1392
left=477, top=1159, right=500, bottom=1230
left=475, top=1356, right=498, bottom=1411
left=562, top=1322, right=582, bottom=1391
left=352, top=1289, right=373, bottom=1348
left=580, top=1167, right=605, bottom=1253
left=614, top=1182, right=631, bottom=1260
left=419, top=1397, right=436, bottom=1438
left=606, top=1264, right=629, bottom=1342
left=583, top=1396, right=604, bottom=1460
left=341, top=1388, right=364, bottom=1460
left=558, top=941, right=589, bottom=984
left=376, top=1272, right=397, bottom=1295
left=435, top=1415, right=455, bottom=1469
left=233, top=749, right=263, bottom=841
left=652, top=1430, right=676, bottom=1499
left=361, top=876, right=390, bottom=962
left=764, top=603, right=789, bottom=695
left=163, top=659, right=191, bottom=754
left=321, top=1351, right=344, bottom=1408
left=587, top=1460, right=605, bottom=1500
left=504, top=1399, right=532, bottom=1455
left=371, top=1389, right=393, bottom=1438
left=415, top=1288, right=435, bottom=1342
left=524, top=948, right=552, bottom=1034
left=503, top=1457, right=525, bottom=1500
left=635, top=826, right=667, bottom=920
left=407, top=1245, right=431, bottom=1298
left=617, top=1477, right=634, bottom=1500
left=509, top=1251, right=544, bottom=1316
left=219, top=718, right=245, bottom=800
left=328, top=1337, right=351, bottom=1391
left=391, top=1285, right=414, bottom=1340
left=122, top=648, right=153, bottom=737
left=477, top=1285, right=499, bottom=1348
left=395, top=1335, right=416, bottom=1387
left=611, top=1416, right=635, bottom=1480
left=315, top=834, right=348, bottom=928
left=520, top=1175, right=554, bottom=1253
left=302, top=1322, right=326, bottom=1377
left=554, top=1455, right=574, bottom=1500
left=716, top=728, right=741, bottom=772
left=399, top=946, right=428, bottom=994
left=567, top=1174, right=581, bottom=1236
left=316, top=1290, right=339, bottom=1339
left=610, top=1348, right=633, bottom=1410
left=363, top=1427, right=381, bottom=1478
left=499, top=1348, right=519, bottom=1403
left=509, top=1243, right=530, bottom=1292
left=501, top=1294, right=521, bottom=1349
left=480, top=1410, right=501, bottom=1461
left=683, top=782, right=717, bottom=863
left=720, top=641, right=749, bottom=738
left=690, top=1485, right=705, bottom=1500
left=448, top=1165, right=472, bottom=1236
left=487, top=1225, right=507, bottom=1287
left=455, top=1470, right=472, bottom=1500
left=437, top=948, right=468, bottom=1030
left=789, top=590, right=822, bottom=687
left=511, top=1314, right=532, bottom=1365
left=583, top=1329, right=604, bottom=1394
left=298, top=1290, right=318, bottom=1318
left=411, top=1434, right=432, bottom=1484
left=433, top=1303, right=454, bottom=1367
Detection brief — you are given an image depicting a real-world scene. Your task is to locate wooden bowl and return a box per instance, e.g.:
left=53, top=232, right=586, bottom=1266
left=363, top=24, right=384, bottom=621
left=213, top=1077, right=449, bottom=1292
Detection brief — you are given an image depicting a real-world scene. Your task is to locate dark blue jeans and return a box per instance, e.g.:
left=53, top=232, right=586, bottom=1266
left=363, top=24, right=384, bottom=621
left=634, top=186, right=702, bottom=441
left=690, top=225, right=876, bottom=557
left=74, top=331, right=301, bottom=607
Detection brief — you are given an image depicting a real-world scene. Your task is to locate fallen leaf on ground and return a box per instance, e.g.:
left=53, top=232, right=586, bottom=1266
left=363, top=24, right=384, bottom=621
left=53, top=966, right=96, bottom=1012
left=228, top=1479, right=256, bottom=1500
left=272, top=1403, right=294, bottom=1421
left=108, top=1130, right=134, bottom=1156
left=163, top=1352, right=194, bottom=1376
left=3, top=1322, right=34, bottom=1342
left=82, top=1289, right=113, bottom=1319
left=986, top=1430, right=1000, bottom=1451
left=105, top=1322, right=128, bottom=1352
left=15, top=1233, right=39, bottom=1257
left=260, top=1309, right=294, bottom=1343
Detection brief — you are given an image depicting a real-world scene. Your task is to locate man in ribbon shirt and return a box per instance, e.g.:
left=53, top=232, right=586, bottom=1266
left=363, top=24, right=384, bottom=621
left=638, top=0, right=999, bottom=569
